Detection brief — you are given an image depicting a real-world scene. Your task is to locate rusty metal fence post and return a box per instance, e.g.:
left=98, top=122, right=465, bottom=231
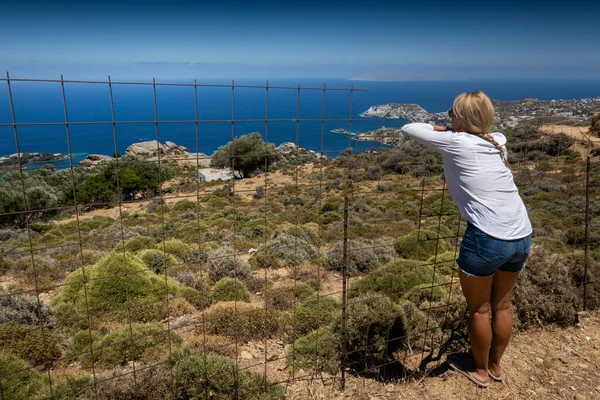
left=339, top=196, right=349, bottom=390
left=583, top=155, right=591, bottom=310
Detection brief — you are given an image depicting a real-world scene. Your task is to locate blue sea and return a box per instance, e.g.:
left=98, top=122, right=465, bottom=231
left=1, top=78, right=600, bottom=170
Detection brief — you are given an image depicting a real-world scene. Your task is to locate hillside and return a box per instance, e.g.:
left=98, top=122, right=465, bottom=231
left=0, top=123, right=598, bottom=399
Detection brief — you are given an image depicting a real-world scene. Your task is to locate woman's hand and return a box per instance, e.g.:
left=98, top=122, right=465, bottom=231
left=432, top=124, right=451, bottom=132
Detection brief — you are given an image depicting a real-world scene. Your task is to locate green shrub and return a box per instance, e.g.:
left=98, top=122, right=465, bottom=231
left=321, top=199, right=342, bottom=212
left=210, top=132, right=281, bottom=178
left=243, top=219, right=276, bottom=239
left=398, top=299, right=434, bottom=350
left=333, top=294, right=408, bottom=375
left=322, top=211, right=341, bottom=224
left=70, top=323, right=182, bottom=368
left=0, top=323, right=61, bottom=369
left=0, top=292, right=53, bottom=326
left=172, top=347, right=285, bottom=400
left=0, top=352, right=46, bottom=400
left=402, top=282, right=448, bottom=304
left=287, top=326, right=338, bottom=374
left=207, top=247, right=252, bottom=282
left=288, top=294, right=411, bottom=375
left=426, top=251, right=457, bottom=276
left=173, top=199, right=198, bottom=213
left=66, top=330, right=102, bottom=367
left=181, top=286, right=213, bottom=310
left=0, top=254, right=14, bottom=275
left=157, top=239, right=192, bottom=259
left=52, top=252, right=185, bottom=327
left=212, top=278, right=250, bottom=302
left=137, top=249, right=178, bottom=272
left=38, top=228, right=66, bottom=245
left=284, top=225, right=319, bottom=245
left=264, top=283, right=315, bottom=311
left=394, top=229, right=448, bottom=261
left=532, top=237, right=567, bottom=254
left=249, top=249, right=283, bottom=269
left=293, top=296, right=341, bottom=337
left=53, top=375, right=92, bottom=400
left=100, top=323, right=182, bottom=367
left=325, top=239, right=381, bottom=275
left=349, top=260, right=444, bottom=303
left=200, top=302, right=282, bottom=342
left=119, top=235, right=156, bottom=253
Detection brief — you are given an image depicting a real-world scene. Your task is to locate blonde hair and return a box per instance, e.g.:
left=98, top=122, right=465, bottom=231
left=451, top=90, right=508, bottom=167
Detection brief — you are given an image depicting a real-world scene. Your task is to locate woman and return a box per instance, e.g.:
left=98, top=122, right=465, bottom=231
left=401, top=90, right=532, bottom=388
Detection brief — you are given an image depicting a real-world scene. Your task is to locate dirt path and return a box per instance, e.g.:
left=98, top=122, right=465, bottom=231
left=53, top=164, right=319, bottom=225
left=285, top=313, right=600, bottom=399
left=539, top=125, right=600, bottom=156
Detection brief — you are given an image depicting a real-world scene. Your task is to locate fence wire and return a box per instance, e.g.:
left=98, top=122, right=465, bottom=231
left=0, top=74, right=598, bottom=399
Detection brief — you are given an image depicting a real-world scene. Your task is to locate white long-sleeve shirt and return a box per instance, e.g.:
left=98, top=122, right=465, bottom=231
left=401, top=123, right=532, bottom=240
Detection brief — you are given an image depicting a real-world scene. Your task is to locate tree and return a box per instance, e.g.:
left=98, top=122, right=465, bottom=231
left=0, top=182, right=25, bottom=226
left=210, top=132, right=280, bottom=178
left=591, top=113, right=600, bottom=138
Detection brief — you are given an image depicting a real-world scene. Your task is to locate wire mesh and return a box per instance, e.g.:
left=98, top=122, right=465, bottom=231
left=0, top=73, right=598, bottom=399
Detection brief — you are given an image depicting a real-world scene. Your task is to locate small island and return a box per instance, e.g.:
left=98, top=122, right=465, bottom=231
left=0, top=152, right=67, bottom=168
left=331, top=128, right=360, bottom=136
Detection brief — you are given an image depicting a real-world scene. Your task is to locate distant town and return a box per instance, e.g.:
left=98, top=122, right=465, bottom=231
left=361, top=97, right=600, bottom=127
left=357, top=97, right=600, bottom=146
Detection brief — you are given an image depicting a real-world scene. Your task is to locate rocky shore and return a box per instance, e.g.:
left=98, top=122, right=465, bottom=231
left=79, top=140, right=211, bottom=167
left=0, top=152, right=67, bottom=168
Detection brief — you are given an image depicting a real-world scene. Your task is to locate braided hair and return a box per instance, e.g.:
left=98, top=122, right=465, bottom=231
left=471, top=132, right=510, bottom=168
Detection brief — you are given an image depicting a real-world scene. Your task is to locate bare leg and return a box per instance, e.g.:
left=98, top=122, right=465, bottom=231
left=458, top=270, right=494, bottom=384
left=489, top=270, right=520, bottom=377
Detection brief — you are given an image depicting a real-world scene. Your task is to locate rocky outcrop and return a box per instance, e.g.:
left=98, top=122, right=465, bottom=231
left=357, top=127, right=405, bottom=146
left=277, top=142, right=326, bottom=163
left=360, top=104, right=448, bottom=124
left=79, top=154, right=113, bottom=166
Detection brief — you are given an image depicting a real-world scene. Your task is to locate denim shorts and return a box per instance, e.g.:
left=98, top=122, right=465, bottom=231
left=456, top=222, right=532, bottom=277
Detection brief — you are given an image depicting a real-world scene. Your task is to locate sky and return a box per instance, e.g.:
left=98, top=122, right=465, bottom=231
left=1, top=0, right=599, bottom=80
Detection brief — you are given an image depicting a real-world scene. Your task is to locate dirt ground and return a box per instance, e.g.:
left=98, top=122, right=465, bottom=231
left=53, top=165, right=316, bottom=225
left=283, top=312, right=600, bottom=400
left=539, top=125, right=600, bottom=156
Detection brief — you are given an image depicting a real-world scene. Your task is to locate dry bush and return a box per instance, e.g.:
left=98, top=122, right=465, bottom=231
left=512, top=247, right=581, bottom=328
left=207, top=247, right=252, bottom=282
left=267, top=232, right=318, bottom=267
left=199, top=302, right=282, bottom=342
left=264, top=282, right=315, bottom=311
left=186, top=334, right=238, bottom=358
left=84, top=363, right=173, bottom=400
left=172, top=347, right=285, bottom=400
left=0, top=292, right=53, bottom=326
left=325, top=239, right=381, bottom=275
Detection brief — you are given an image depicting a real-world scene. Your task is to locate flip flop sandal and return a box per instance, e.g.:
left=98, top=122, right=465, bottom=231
left=488, top=368, right=503, bottom=382
left=448, top=360, right=490, bottom=388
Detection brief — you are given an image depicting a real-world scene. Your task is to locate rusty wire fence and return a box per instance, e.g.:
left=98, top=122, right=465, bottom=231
left=0, top=74, right=598, bottom=399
